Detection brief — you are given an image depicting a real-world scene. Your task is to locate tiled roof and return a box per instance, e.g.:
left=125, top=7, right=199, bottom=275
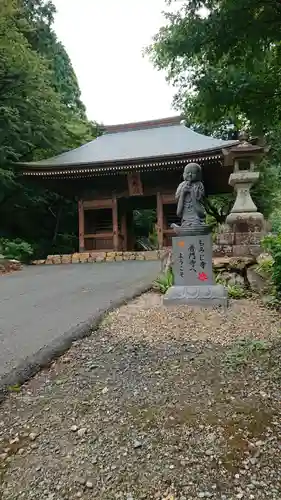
left=19, top=117, right=237, bottom=170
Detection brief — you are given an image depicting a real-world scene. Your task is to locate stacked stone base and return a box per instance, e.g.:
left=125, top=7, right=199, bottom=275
left=213, top=230, right=265, bottom=257
left=32, top=250, right=167, bottom=266
left=32, top=236, right=266, bottom=266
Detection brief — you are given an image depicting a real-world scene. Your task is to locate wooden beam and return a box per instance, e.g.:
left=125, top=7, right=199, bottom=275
left=112, top=194, right=119, bottom=251
left=162, top=193, right=175, bottom=205
left=156, top=192, right=164, bottom=249
left=78, top=200, right=85, bottom=252
left=84, top=232, right=113, bottom=239
left=84, top=199, right=113, bottom=210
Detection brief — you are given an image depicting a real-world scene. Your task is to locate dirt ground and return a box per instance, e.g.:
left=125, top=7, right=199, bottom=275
left=0, top=293, right=280, bottom=500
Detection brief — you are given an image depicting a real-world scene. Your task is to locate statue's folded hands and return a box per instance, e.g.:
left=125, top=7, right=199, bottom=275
left=172, top=162, right=209, bottom=236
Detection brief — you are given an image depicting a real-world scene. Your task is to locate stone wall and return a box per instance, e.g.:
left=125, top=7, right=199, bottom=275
left=32, top=250, right=168, bottom=266
left=32, top=237, right=265, bottom=266
left=213, top=230, right=264, bottom=258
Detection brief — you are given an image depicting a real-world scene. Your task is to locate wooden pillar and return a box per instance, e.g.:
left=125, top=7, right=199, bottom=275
left=78, top=200, right=85, bottom=252
left=121, top=213, right=128, bottom=251
left=112, top=194, right=119, bottom=251
left=126, top=211, right=134, bottom=251
left=157, top=192, right=164, bottom=249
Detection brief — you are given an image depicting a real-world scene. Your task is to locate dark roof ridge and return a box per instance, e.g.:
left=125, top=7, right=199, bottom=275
left=103, top=116, right=183, bottom=134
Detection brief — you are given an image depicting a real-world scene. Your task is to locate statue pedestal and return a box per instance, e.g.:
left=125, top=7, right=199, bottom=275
left=164, top=232, right=228, bottom=308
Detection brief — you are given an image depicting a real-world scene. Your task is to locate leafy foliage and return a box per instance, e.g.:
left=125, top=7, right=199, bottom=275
left=0, top=0, right=100, bottom=257
left=0, top=238, right=33, bottom=262
left=215, top=273, right=247, bottom=299
left=262, top=234, right=281, bottom=300
left=148, top=0, right=281, bottom=133
left=204, top=194, right=234, bottom=227
left=256, top=254, right=274, bottom=280
left=148, top=0, right=281, bottom=217
left=153, top=268, right=174, bottom=294
left=134, top=210, right=159, bottom=250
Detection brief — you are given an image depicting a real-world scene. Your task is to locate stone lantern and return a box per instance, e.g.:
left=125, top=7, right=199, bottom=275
left=217, top=132, right=266, bottom=257
left=223, top=132, right=264, bottom=232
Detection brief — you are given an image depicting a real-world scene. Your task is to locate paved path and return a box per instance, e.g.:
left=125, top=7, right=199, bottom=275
left=0, top=261, right=160, bottom=387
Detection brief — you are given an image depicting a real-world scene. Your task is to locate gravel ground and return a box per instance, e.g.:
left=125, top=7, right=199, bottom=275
left=0, top=293, right=280, bottom=500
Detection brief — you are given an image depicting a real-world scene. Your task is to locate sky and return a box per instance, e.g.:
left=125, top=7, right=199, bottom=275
left=53, top=0, right=177, bottom=126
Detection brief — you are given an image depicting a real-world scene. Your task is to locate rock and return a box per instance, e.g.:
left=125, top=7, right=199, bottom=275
left=29, top=432, right=38, bottom=441
left=205, top=449, right=213, bottom=456
left=86, top=481, right=93, bottom=489
left=228, top=256, right=255, bottom=270
left=79, top=252, right=90, bottom=263
left=255, top=440, right=264, bottom=447
left=102, top=386, right=109, bottom=394
left=144, top=251, right=158, bottom=261
left=61, top=255, right=72, bottom=264
left=70, top=425, right=78, bottom=432
left=75, top=477, right=86, bottom=485
left=77, top=428, right=87, bottom=438
left=52, top=255, right=62, bottom=265
left=9, top=437, right=19, bottom=445
left=88, top=364, right=98, bottom=370
left=228, top=273, right=245, bottom=287
left=133, top=440, right=143, bottom=449
left=247, top=266, right=268, bottom=292
left=214, top=255, right=257, bottom=289
left=0, top=258, right=22, bottom=274
left=62, top=357, right=71, bottom=363
left=206, top=433, right=216, bottom=443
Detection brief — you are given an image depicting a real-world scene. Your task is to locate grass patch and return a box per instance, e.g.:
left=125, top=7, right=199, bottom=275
left=224, top=338, right=270, bottom=369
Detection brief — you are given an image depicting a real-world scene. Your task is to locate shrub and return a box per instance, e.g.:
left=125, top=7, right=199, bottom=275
left=256, top=254, right=274, bottom=278
left=153, top=268, right=174, bottom=294
left=262, top=233, right=281, bottom=299
left=0, top=238, right=34, bottom=263
left=216, top=273, right=247, bottom=299
left=227, top=283, right=247, bottom=299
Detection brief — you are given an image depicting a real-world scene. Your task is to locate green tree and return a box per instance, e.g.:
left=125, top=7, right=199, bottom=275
left=0, top=0, right=100, bottom=256
left=148, top=0, right=281, bottom=134
left=21, top=0, right=87, bottom=119
left=0, top=0, right=77, bottom=166
left=148, top=0, right=281, bottom=220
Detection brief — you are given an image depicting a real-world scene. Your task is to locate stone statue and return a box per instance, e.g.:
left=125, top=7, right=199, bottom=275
left=172, top=162, right=209, bottom=235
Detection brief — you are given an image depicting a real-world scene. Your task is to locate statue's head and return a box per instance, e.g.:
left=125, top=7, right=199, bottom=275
left=183, top=162, right=202, bottom=182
